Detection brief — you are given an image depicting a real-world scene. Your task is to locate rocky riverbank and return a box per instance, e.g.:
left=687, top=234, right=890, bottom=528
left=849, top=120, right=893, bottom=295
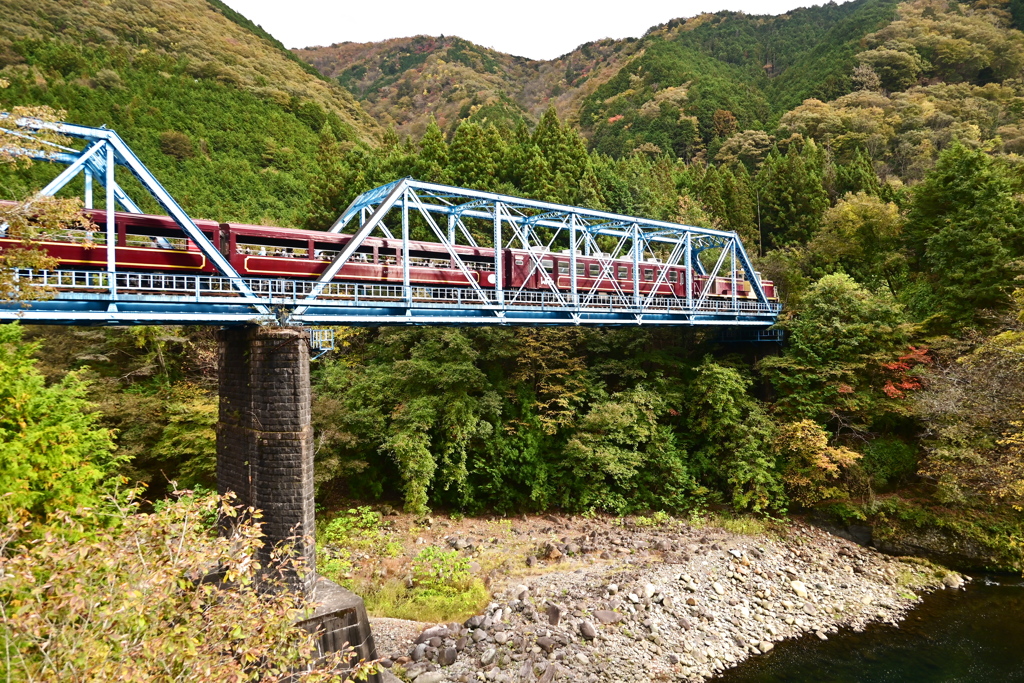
left=370, top=516, right=957, bottom=682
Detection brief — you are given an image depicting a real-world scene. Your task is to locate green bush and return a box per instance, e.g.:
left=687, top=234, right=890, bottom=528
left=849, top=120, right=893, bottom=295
left=634, top=510, right=671, bottom=527
left=354, top=545, right=489, bottom=623
left=412, top=545, right=473, bottom=594
left=862, top=438, right=918, bottom=487
left=0, top=324, right=124, bottom=522
left=319, top=506, right=383, bottom=547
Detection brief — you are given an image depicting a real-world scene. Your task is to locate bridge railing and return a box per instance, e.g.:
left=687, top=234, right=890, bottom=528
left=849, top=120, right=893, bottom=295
left=11, top=268, right=782, bottom=318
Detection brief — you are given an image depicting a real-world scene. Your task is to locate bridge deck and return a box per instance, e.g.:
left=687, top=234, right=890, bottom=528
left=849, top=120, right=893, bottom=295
left=1, top=269, right=780, bottom=326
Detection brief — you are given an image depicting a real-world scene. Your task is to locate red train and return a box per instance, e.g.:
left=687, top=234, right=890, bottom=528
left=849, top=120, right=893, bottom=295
left=0, top=205, right=777, bottom=301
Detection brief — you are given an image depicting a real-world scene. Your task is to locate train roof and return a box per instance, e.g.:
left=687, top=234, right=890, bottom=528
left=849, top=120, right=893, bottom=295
left=84, top=207, right=221, bottom=229
left=224, top=221, right=325, bottom=240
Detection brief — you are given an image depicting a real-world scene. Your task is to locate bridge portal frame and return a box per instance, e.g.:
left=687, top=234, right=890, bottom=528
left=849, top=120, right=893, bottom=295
left=1, top=115, right=270, bottom=315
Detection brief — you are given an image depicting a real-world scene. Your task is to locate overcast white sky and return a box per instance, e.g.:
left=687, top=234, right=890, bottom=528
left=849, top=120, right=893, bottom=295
left=223, top=0, right=848, bottom=61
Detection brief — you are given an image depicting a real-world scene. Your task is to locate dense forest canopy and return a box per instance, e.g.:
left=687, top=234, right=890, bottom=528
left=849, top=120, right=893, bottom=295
left=0, top=0, right=1023, bottom=576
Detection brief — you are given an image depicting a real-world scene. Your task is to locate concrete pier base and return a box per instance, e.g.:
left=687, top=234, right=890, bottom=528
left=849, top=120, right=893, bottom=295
left=216, top=325, right=378, bottom=671
left=298, top=577, right=378, bottom=662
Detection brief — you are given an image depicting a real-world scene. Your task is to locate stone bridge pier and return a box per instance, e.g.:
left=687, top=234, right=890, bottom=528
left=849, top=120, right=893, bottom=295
left=216, top=325, right=378, bottom=671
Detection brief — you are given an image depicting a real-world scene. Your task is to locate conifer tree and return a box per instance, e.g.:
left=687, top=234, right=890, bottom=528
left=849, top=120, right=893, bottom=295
left=821, top=148, right=840, bottom=201
left=414, top=118, right=451, bottom=184
left=302, top=127, right=347, bottom=231
left=905, top=142, right=1024, bottom=324
left=522, top=145, right=557, bottom=202
left=501, top=121, right=535, bottom=189
left=533, top=108, right=566, bottom=166
left=698, top=165, right=728, bottom=223
left=448, top=122, right=499, bottom=191
left=755, top=140, right=829, bottom=247
left=533, top=108, right=589, bottom=203
left=562, top=128, right=593, bottom=204
left=576, top=164, right=607, bottom=211
left=836, top=148, right=880, bottom=197
left=483, top=125, right=510, bottom=192
left=379, top=126, right=401, bottom=152
left=719, top=164, right=758, bottom=245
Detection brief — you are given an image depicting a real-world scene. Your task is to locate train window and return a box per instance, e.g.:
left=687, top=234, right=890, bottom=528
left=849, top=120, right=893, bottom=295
left=644, top=268, right=654, bottom=281
left=576, top=263, right=586, bottom=277
left=515, top=256, right=525, bottom=266
left=617, top=266, right=628, bottom=279
left=589, top=264, right=600, bottom=277
left=668, top=270, right=678, bottom=283
left=558, top=262, right=569, bottom=275
left=542, top=260, right=554, bottom=274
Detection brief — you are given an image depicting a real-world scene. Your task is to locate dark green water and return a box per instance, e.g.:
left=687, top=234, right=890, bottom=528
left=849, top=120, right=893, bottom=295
left=714, top=576, right=1024, bottom=683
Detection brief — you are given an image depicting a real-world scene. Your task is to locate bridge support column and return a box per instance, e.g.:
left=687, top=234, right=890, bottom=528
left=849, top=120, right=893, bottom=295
left=216, top=325, right=378, bottom=671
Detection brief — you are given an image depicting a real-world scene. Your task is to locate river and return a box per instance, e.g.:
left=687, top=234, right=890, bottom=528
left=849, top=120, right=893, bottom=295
left=713, top=575, right=1024, bottom=683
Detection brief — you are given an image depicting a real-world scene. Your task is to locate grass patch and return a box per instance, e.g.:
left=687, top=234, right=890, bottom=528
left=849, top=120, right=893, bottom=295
left=335, top=544, right=492, bottom=623
left=893, top=556, right=946, bottom=590
left=633, top=511, right=671, bottom=527
left=717, top=515, right=769, bottom=536
left=361, top=577, right=491, bottom=623
left=694, top=510, right=779, bottom=536
left=894, top=568, right=929, bottom=590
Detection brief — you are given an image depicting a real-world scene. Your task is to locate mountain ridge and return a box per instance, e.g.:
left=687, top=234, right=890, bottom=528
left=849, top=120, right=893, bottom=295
left=296, top=33, right=637, bottom=137
left=294, top=0, right=900, bottom=144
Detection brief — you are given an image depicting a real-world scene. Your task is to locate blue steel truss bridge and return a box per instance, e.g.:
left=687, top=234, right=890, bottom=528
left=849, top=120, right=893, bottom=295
left=0, top=117, right=782, bottom=330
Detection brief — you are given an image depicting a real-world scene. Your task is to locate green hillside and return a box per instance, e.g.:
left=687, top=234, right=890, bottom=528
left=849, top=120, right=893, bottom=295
left=296, top=35, right=635, bottom=138
left=0, top=0, right=381, bottom=226
left=581, top=0, right=901, bottom=156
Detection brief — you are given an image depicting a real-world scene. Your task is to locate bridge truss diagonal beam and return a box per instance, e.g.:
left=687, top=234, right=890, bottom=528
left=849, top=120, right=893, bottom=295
left=1, top=116, right=270, bottom=315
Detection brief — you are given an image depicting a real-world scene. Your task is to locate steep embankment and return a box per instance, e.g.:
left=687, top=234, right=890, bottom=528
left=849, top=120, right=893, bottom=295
left=0, top=0, right=381, bottom=226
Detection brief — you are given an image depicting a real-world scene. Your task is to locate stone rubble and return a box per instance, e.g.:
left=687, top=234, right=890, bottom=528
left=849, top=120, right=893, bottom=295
left=376, top=520, right=956, bottom=682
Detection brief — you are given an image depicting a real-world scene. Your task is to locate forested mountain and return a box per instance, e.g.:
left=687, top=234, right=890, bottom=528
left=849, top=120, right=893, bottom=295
left=0, top=0, right=381, bottom=226
left=579, top=0, right=902, bottom=156
left=296, top=35, right=635, bottom=138
left=296, top=0, right=900, bottom=145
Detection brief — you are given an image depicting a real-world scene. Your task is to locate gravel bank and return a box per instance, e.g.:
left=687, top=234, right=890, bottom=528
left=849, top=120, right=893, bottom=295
left=372, top=518, right=957, bottom=682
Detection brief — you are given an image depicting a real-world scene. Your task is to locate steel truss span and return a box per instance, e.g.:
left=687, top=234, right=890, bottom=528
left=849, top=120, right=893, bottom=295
left=0, top=269, right=778, bottom=326
left=0, top=117, right=781, bottom=329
